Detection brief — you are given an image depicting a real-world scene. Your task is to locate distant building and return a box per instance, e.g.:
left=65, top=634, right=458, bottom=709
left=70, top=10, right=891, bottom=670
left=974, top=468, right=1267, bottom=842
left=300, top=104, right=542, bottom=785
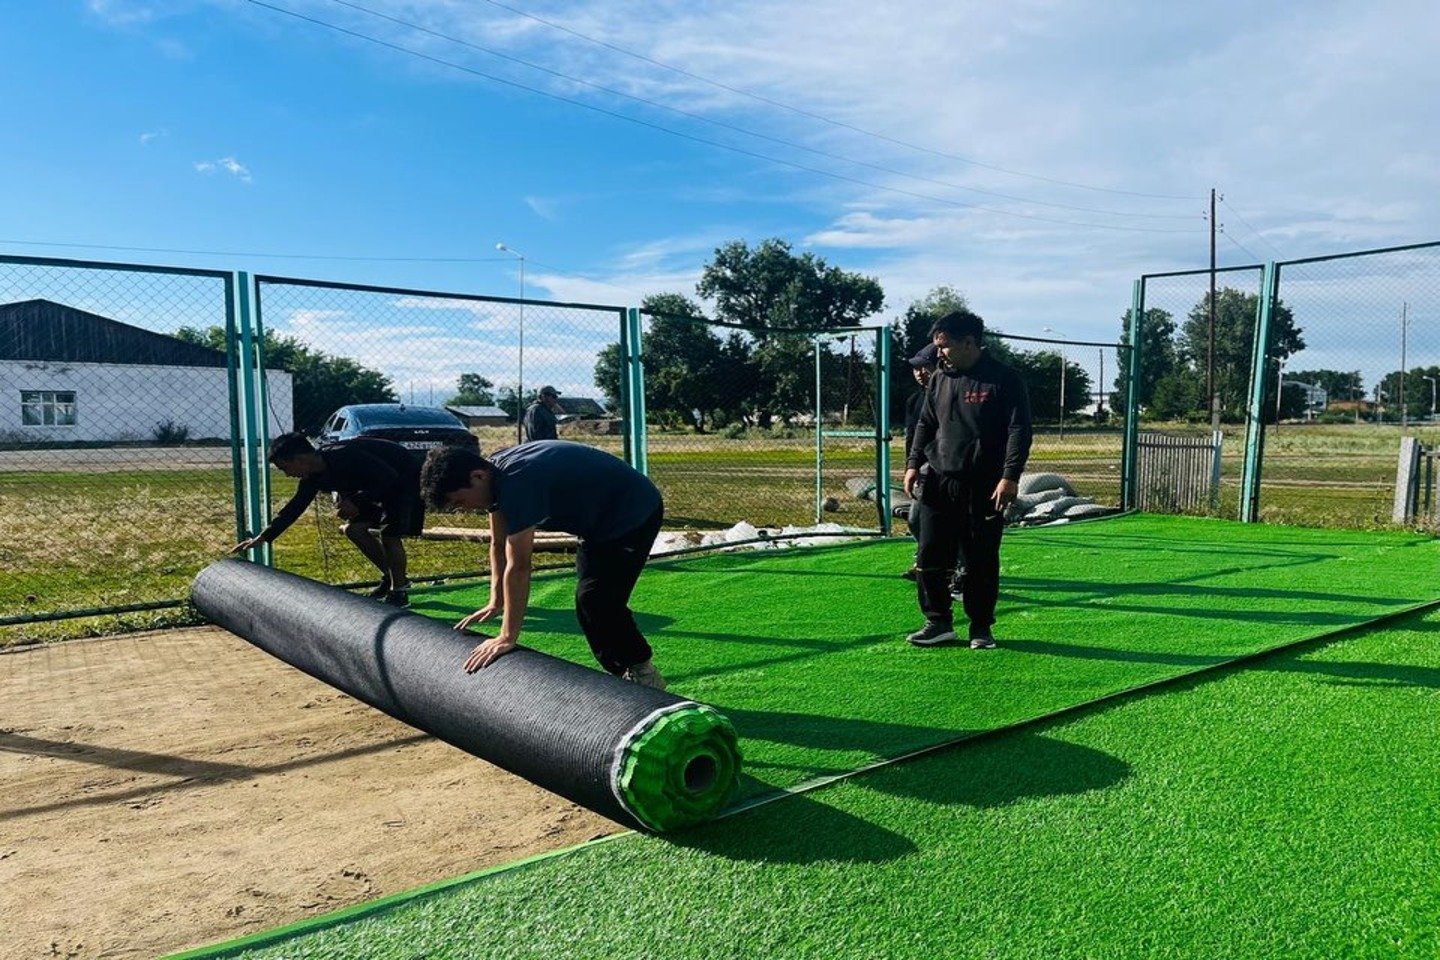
left=554, top=397, right=607, bottom=419
left=1281, top=379, right=1328, bottom=419
left=445, top=404, right=512, bottom=427
left=0, top=299, right=292, bottom=442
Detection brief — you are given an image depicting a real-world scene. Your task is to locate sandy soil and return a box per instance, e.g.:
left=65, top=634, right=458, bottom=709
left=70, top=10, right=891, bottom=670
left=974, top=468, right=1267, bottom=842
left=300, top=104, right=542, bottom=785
left=0, top=627, right=617, bottom=960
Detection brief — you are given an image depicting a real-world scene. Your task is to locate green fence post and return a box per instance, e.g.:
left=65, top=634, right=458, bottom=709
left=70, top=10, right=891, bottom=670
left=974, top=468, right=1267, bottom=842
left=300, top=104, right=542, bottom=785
left=235, top=271, right=272, bottom=565
left=225, top=275, right=247, bottom=544
left=623, top=307, right=648, bottom=476
left=1240, top=261, right=1279, bottom=523
left=875, top=326, right=893, bottom=534
left=250, top=275, right=274, bottom=561
left=814, top=335, right=824, bottom=524
left=1121, top=279, right=1144, bottom=510
left=617, top=309, right=632, bottom=466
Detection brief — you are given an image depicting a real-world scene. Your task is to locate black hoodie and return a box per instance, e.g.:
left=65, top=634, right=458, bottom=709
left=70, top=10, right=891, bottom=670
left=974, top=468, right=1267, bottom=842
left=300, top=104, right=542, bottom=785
left=907, top=351, right=1032, bottom=482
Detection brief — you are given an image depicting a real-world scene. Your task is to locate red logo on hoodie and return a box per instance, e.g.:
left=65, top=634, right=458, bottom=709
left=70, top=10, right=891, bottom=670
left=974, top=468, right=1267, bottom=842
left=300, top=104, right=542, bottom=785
left=964, top=388, right=993, bottom=405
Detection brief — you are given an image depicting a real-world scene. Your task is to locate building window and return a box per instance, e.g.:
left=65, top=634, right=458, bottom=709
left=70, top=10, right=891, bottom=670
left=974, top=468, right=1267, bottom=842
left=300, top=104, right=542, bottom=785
left=20, top=390, right=77, bottom=427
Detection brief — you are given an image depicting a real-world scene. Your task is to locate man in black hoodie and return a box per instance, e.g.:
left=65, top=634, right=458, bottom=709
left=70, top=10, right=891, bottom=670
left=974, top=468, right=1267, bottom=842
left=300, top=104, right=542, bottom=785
left=903, top=310, right=1031, bottom=649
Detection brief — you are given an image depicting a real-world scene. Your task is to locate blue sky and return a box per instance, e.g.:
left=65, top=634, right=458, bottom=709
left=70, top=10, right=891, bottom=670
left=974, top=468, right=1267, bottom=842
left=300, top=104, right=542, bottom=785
left=3, top=0, right=1438, bottom=399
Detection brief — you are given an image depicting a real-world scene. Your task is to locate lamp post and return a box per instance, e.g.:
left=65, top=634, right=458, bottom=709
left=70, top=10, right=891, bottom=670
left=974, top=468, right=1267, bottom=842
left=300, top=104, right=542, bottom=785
left=1043, top=327, right=1068, bottom=440
left=496, top=242, right=526, bottom=443
left=1425, top=375, right=1437, bottom=422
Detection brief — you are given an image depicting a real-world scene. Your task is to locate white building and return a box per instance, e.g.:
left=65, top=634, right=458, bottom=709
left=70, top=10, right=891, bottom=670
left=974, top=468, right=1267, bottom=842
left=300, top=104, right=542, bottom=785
left=0, top=299, right=292, bottom=443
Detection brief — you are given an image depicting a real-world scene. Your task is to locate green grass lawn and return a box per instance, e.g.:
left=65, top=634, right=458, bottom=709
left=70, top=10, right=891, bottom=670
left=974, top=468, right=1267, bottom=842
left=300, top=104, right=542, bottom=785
left=3, top=420, right=1434, bottom=641
left=171, top=521, right=1440, bottom=959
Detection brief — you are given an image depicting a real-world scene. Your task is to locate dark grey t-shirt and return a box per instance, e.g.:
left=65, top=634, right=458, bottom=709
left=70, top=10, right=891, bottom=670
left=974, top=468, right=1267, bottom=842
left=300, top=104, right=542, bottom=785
left=489, top=440, right=662, bottom=543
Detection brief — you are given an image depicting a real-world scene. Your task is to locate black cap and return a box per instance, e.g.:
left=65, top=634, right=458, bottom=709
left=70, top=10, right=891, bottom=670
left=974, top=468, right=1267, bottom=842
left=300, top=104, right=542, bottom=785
left=908, top=343, right=939, bottom=368
left=538, top=385, right=561, bottom=398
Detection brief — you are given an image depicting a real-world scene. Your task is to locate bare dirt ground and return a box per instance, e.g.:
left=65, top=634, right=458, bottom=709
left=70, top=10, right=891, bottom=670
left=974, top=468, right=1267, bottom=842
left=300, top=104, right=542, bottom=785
left=0, top=627, right=616, bottom=960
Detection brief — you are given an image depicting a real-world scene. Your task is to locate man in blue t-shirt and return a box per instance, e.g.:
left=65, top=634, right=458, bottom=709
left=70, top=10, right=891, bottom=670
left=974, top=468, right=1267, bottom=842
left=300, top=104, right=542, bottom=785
left=418, top=440, right=667, bottom=690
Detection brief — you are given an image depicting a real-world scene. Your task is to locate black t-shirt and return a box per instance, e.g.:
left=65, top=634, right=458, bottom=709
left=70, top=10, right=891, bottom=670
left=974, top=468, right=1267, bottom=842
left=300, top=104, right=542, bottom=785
left=261, top=437, right=419, bottom=541
left=522, top=402, right=558, bottom=441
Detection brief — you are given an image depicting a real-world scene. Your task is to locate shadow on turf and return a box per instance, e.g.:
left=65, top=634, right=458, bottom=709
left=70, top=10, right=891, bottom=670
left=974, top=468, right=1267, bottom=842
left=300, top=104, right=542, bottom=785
left=676, top=732, right=1129, bottom=864
left=1003, top=637, right=1440, bottom=689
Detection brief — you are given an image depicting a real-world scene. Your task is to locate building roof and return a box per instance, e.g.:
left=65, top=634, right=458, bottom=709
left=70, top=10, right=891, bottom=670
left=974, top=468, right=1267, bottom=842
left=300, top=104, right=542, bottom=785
left=0, top=299, right=230, bottom=368
left=445, top=405, right=510, bottom=419
left=554, top=397, right=608, bottom=417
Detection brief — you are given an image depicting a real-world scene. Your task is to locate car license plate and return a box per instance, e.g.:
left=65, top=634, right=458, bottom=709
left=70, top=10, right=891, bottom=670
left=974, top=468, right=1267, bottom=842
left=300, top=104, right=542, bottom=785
left=400, top=441, right=440, bottom=450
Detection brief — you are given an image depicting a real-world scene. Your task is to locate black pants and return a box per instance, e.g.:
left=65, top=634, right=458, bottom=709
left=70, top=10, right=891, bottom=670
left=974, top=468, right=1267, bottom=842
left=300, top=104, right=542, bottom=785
left=574, top=505, right=664, bottom=675
left=914, top=472, right=1004, bottom=632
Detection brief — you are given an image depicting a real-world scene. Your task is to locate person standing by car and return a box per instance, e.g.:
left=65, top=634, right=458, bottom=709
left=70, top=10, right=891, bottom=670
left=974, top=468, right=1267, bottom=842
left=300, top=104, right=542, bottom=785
left=903, top=309, right=1031, bottom=650
left=522, top=386, right=564, bottom=442
left=232, top=432, right=424, bottom=607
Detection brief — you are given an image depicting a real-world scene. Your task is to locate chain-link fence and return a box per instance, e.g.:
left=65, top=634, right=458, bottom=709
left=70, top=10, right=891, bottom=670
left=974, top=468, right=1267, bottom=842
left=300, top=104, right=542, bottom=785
left=1252, top=243, right=1440, bottom=528
left=252, top=276, right=627, bottom=586
left=637, top=307, right=889, bottom=531
left=1127, top=265, right=1266, bottom=519
left=0, top=256, right=261, bottom=638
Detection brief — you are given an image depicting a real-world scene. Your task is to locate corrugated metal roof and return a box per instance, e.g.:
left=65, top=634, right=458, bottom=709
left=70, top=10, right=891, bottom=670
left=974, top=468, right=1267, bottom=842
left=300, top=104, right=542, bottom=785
left=0, top=299, right=230, bottom=368
left=446, top=405, right=510, bottom=418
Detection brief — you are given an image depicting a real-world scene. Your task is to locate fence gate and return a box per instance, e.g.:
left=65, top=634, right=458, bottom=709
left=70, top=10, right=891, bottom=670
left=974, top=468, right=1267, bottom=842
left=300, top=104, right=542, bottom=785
left=1135, top=431, right=1223, bottom=513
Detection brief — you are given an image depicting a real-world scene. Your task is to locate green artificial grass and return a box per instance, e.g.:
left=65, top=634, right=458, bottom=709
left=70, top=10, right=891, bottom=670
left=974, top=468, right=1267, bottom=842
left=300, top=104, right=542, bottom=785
left=176, top=581, right=1440, bottom=959
left=409, top=514, right=1438, bottom=802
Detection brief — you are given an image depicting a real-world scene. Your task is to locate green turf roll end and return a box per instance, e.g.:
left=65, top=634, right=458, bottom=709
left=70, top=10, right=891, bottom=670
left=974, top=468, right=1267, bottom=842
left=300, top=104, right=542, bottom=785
left=611, top=703, right=741, bottom=832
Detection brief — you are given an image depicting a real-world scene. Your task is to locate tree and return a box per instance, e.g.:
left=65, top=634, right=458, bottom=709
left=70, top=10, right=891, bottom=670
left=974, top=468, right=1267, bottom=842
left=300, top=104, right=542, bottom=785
left=1179, top=287, right=1303, bottom=421
left=697, top=238, right=885, bottom=333
left=1113, top=307, right=1178, bottom=413
left=696, top=239, right=884, bottom=426
left=1016, top=350, right=1093, bottom=421
left=174, top=325, right=396, bottom=433
left=496, top=385, right=541, bottom=421
left=1149, top=369, right=1205, bottom=420
left=447, top=373, right=495, bottom=407
left=1287, top=369, right=1364, bottom=406
left=888, top=286, right=968, bottom=423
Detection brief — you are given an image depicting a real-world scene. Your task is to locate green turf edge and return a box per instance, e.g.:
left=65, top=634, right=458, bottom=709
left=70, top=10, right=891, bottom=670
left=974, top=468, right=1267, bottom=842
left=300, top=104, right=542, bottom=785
left=161, top=830, right=641, bottom=960
left=167, top=587, right=1440, bottom=960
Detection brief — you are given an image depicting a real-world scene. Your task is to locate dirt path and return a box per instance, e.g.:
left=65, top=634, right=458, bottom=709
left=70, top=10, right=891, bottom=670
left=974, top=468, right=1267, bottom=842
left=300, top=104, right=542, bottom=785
left=0, top=627, right=617, bottom=960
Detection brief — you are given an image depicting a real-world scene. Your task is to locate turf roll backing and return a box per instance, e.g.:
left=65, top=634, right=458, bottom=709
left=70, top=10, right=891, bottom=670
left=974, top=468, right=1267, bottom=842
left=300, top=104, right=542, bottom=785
left=190, top=559, right=740, bottom=831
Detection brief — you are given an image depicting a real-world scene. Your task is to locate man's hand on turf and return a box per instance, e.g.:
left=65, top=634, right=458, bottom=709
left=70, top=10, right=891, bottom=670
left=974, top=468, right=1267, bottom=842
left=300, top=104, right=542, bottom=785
left=990, top=478, right=1018, bottom=514
left=464, top=633, right=517, bottom=673
left=455, top=603, right=501, bottom=633
left=903, top=467, right=919, bottom=498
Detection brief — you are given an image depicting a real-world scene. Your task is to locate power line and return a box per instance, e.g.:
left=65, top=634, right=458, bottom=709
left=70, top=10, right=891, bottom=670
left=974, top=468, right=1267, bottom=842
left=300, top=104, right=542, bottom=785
left=464, top=0, right=1201, bottom=202
left=1219, top=195, right=1287, bottom=260
left=0, top=237, right=511, bottom=263
left=321, top=0, right=1191, bottom=221
left=248, top=1, right=1198, bottom=235
left=1218, top=227, right=1264, bottom=264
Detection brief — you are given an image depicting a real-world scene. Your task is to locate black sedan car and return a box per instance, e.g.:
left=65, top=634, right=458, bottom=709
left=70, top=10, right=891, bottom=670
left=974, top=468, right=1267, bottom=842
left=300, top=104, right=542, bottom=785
left=316, top=404, right=479, bottom=460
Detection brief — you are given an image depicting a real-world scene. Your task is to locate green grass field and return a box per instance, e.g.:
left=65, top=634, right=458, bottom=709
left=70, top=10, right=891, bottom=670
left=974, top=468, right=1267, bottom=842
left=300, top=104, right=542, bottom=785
left=170, top=515, right=1440, bottom=959
left=2, top=420, right=1435, bottom=643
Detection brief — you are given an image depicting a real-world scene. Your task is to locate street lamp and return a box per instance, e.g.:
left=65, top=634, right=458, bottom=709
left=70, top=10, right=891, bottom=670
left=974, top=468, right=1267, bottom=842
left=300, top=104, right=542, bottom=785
left=1425, top=375, right=1437, bottom=422
left=1043, top=327, right=1068, bottom=440
left=496, top=242, right=526, bottom=443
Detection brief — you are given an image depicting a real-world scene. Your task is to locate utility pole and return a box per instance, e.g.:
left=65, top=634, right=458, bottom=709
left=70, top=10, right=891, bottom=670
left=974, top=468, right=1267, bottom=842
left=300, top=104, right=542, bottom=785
left=1208, top=188, right=1220, bottom=430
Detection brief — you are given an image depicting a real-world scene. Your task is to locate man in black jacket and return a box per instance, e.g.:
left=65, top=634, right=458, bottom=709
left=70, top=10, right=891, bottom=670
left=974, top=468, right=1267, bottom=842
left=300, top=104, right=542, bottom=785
left=232, top=432, right=424, bottom=606
left=903, top=310, right=1031, bottom=649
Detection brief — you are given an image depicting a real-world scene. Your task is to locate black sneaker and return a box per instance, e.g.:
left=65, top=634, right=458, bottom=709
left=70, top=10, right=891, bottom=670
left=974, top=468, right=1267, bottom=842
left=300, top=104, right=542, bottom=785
left=901, top=566, right=919, bottom=582
left=365, top=582, right=391, bottom=599
left=969, top=630, right=997, bottom=650
left=906, top=621, right=957, bottom=647
left=382, top=588, right=410, bottom=608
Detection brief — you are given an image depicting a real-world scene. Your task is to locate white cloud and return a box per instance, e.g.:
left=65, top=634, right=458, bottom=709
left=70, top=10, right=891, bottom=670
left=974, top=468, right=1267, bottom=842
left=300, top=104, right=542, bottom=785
left=139, top=129, right=167, bottom=145
left=524, top=195, right=560, bottom=220
left=87, top=0, right=154, bottom=27
left=194, top=156, right=253, bottom=183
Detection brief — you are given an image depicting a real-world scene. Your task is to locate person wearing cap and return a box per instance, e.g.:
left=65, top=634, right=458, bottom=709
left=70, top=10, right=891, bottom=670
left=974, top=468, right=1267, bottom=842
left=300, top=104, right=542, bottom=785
left=900, top=343, right=938, bottom=581
left=417, top=440, right=668, bottom=690
left=522, top=385, right=564, bottom=442
left=903, top=309, right=1032, bottom=650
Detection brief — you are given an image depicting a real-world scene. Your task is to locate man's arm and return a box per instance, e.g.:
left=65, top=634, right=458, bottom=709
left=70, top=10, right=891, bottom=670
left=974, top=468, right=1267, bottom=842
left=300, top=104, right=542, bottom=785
left=1002, top=372, right=1033, bottom=482
left=462, top=524, right=536, bottom=672
left=234, top=478, right=318, bottom=551
left=455, top=509, right=507, bottom=631
left=904, top=381, right=939, bottom=496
